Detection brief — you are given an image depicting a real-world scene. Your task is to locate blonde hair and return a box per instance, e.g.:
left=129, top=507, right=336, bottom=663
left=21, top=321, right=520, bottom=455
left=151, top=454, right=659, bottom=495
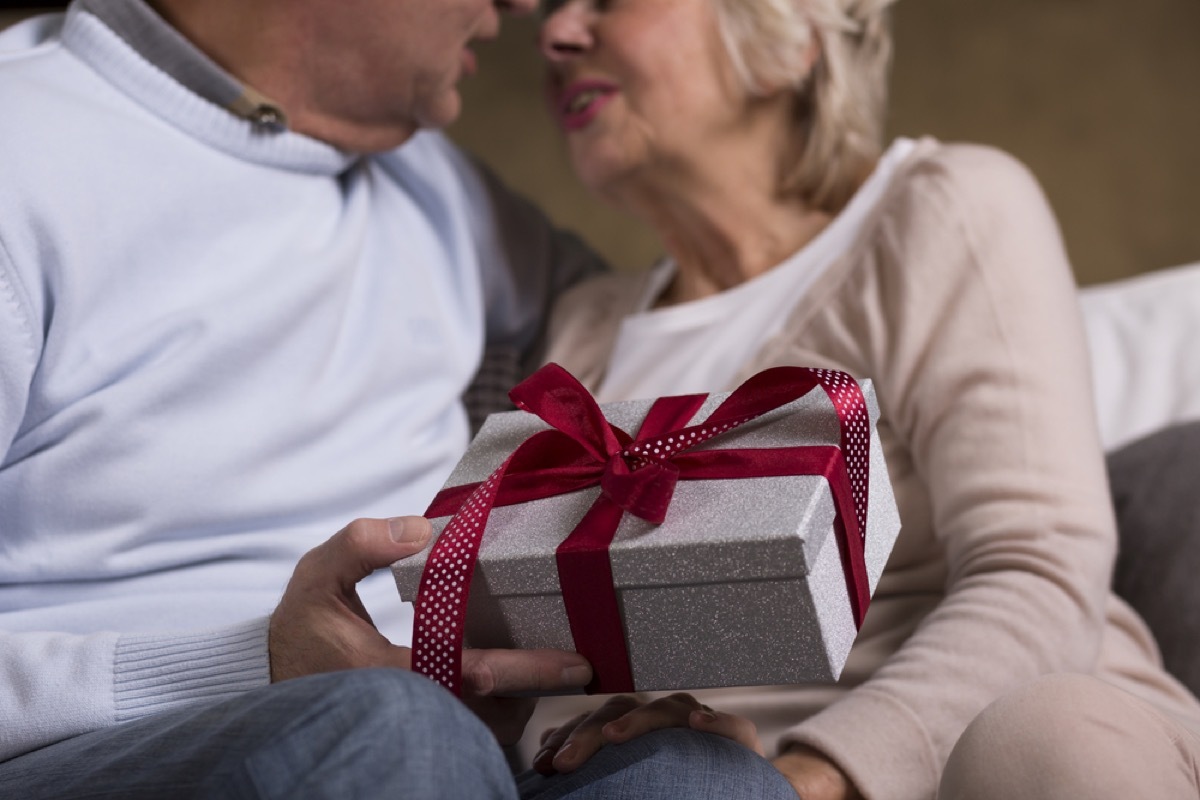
left=711, top=0, right=897, bottom=213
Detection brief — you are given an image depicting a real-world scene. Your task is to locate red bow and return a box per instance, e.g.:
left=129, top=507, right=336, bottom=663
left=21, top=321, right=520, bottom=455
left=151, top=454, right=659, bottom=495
left=413, top=364, right=871, bottom=696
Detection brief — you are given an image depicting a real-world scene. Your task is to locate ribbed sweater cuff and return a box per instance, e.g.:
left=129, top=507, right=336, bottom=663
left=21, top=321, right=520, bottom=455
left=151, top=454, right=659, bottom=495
left=112, top=617, right=271, bottom=723
left=779, top=687, right=939, bottom=800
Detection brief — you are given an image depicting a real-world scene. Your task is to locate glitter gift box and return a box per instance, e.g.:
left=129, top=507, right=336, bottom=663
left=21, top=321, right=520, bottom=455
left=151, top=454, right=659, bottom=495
left=392, top=371, right=901, bottom=693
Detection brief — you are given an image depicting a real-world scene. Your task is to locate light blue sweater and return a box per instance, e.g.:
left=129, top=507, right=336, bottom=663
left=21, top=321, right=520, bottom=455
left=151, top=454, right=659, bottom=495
left=0, top=4, right=599, bottom=760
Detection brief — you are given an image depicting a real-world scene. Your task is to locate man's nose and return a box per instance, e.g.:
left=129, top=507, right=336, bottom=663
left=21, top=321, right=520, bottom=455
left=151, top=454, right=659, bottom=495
left=496, top=0, right=538, bottom=16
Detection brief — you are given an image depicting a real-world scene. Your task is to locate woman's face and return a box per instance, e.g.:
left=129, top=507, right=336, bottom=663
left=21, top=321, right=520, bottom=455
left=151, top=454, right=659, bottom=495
left=539, top=0, right=752, bottom=198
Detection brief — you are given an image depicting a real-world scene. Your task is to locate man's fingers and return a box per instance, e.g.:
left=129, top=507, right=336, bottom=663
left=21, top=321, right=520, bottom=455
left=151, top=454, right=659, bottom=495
left=299, top=517, right=431, bottom=591
left=460, top=648, right=592, bottom=697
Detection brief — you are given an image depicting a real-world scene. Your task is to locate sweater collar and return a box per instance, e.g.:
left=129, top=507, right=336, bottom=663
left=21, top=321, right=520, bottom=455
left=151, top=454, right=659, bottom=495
left=77, top=0, right=288, bottom=132
left=62, top=0, right=360, bottom=174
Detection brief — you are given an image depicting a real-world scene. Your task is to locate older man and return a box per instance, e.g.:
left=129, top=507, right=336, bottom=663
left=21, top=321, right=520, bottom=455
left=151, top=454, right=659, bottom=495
left=0, top=1, right=802, bottom=797
left=0, top=0, right=590, bottom=792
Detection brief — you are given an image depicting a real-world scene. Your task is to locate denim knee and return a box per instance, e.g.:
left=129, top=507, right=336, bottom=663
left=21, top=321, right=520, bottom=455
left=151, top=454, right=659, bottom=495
left=206, top=668, right=517, bottom=800
left=518, top=728, right=796, bottom=800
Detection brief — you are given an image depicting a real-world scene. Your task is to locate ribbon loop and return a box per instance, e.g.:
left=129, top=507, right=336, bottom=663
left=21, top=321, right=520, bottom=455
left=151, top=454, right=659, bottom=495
left=510, top=363, right=628, bottom=461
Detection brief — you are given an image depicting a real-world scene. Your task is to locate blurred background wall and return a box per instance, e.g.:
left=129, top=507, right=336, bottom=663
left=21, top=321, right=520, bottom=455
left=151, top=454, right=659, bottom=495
left=4, top=1, right=1197, bottom=286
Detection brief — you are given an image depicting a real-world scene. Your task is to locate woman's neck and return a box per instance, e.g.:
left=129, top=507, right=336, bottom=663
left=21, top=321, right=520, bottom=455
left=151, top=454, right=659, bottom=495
left=624, top=172, right=830, bottom=307
left=617, top=166, right=832, bottom=307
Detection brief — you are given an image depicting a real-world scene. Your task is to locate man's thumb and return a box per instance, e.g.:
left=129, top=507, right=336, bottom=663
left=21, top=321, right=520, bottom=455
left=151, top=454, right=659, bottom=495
left=309, top=516, right=432, bottom=587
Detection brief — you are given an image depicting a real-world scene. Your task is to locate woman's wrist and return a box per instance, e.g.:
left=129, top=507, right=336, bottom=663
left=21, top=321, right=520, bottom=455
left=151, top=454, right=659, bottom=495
left=772, top=744, right=862, bottom=800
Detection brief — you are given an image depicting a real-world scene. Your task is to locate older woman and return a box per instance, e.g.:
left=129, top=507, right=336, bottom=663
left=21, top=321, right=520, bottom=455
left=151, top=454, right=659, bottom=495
left=523, top=0, right=1200, bottom=798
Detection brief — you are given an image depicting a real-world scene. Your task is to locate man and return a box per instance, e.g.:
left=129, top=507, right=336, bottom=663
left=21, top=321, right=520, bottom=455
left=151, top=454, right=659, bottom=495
left=0, top=1, right=798, bottom=797
left=0, top=0, right=597, bottom=794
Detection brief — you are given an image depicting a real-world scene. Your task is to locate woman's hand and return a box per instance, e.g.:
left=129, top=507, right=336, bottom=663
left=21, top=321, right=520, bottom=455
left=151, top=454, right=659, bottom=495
left=531, top=693, right=764, bottom=775
left=772, top=745, right=862, bottom=800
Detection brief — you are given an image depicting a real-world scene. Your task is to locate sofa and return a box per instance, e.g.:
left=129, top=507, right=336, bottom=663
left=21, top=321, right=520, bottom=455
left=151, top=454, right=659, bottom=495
left=1081, top=261, right=1200, bottom=697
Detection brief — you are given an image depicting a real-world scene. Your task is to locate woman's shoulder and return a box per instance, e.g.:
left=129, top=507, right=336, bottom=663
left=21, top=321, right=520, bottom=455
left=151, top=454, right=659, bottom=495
left=553, top=269, right=652, bottom=321
left=849, top=137, right=1065, bottom=282
left=888, top=138, right=1053, bottom=220
left=544, top=268, right=657, bottom=383
left=822, top=137, right=1075, bottom=340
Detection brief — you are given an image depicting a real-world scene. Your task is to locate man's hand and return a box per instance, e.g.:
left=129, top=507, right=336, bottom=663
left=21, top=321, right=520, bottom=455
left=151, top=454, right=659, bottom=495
left=269, top=516, right=430, bottom=681
left=268, top=516, right=593, bottom=745
left=461, top=648, right=593, bottom=746
left=772, top=745, right=862, bottom=800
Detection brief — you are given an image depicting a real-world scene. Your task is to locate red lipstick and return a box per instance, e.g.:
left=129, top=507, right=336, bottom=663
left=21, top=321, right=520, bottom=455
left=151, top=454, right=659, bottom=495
left=555, top=79, right=619, bottom=131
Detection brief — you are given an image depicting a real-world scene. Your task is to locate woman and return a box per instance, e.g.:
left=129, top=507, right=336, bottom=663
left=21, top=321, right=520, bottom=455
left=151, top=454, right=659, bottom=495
left=524, top=0, right=1200, bottom=797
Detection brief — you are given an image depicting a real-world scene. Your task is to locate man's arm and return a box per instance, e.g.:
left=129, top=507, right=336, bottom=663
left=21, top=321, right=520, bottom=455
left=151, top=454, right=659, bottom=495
left=0, top=623, right=271, bottom=762
left=1, top=517, right=590, bottom=762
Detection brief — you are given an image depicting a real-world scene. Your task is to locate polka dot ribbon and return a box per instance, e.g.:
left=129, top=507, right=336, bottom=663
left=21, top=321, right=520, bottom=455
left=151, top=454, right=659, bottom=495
left=413, top=364, right=872, bottom=696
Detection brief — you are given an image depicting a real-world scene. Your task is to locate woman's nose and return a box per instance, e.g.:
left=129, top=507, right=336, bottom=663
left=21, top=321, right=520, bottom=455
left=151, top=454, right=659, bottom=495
left=538, top=1, right=592, bottom=63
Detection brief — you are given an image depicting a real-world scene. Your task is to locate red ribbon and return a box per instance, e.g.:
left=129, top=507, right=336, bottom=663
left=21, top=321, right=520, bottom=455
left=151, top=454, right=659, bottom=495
left=412, top=364, right=871, bottom=696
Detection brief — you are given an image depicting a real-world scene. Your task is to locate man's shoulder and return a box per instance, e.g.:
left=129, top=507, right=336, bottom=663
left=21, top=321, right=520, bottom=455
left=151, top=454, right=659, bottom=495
left=0, top=13, right=76, bottom=99
left=0, top=12, right=65, bottom=64
left=0, top=13, right=105, bottom=153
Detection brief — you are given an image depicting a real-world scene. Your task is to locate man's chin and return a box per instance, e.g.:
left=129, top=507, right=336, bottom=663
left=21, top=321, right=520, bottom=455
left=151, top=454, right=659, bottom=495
left=416, top=91, right=464, bottom=132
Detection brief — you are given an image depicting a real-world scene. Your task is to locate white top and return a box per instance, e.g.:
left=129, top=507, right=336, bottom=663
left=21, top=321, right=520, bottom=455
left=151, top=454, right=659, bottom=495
left=598, top=139, right=916, bottom=403
left=0, top=2, right=597, bottom=760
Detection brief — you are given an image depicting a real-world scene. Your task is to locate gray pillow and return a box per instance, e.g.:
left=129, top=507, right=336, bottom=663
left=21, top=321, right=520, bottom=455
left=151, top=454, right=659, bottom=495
left=1108, top=420, right=1200, bottom=698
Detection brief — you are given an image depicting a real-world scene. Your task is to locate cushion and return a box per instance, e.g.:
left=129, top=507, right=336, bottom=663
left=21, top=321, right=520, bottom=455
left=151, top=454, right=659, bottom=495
left=1080, top=262, right=1200, bottom=451
left=1107, top=420, right=1200, bottom=698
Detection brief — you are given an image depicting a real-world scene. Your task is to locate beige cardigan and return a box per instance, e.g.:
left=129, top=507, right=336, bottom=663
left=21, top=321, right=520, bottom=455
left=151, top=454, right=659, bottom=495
left=538, top=140, right=1200, bottom=800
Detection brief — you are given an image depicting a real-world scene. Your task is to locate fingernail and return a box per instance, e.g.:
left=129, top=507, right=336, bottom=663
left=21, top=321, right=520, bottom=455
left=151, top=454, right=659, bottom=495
left=561, top=664, right=592, bottom=685
left=533, top=747, right=555, bottom=773
left=696, top=709, right=718, bottom=723
left=388, top=516, right=429, bottom=544
left=604, top=719, right=627, bottom=735
left=555, top=742, right=576, bottom=764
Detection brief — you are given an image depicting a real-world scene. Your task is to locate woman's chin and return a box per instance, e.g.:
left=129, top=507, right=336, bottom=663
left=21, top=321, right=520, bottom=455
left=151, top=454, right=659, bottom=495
left=567, top=150, right=638, bottom=203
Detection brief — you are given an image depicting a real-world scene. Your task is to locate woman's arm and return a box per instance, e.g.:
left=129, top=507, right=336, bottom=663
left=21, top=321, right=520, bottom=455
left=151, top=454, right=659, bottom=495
left=779, top=145, right=1116, bottom=799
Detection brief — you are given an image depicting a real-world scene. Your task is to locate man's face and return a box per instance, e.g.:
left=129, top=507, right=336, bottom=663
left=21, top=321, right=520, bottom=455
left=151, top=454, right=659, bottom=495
left=306, top=0, right=531, bottom=143
left=380, top=0, right=499, bottom=129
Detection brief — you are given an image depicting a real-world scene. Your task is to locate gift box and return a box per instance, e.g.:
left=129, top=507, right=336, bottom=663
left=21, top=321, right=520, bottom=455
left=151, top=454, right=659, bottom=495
left=392, top=365, right=901, bottom=695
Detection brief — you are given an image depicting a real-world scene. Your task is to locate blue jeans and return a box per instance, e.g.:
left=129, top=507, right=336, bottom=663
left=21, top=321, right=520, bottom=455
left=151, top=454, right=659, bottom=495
left=515, top=728, right=798, bottom=800
left=0, top=669, right=796, bottom=799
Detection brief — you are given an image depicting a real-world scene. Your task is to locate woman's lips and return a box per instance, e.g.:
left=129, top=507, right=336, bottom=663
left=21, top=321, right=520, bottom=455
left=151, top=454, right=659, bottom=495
left=556, top=80, right=619, bottom=131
